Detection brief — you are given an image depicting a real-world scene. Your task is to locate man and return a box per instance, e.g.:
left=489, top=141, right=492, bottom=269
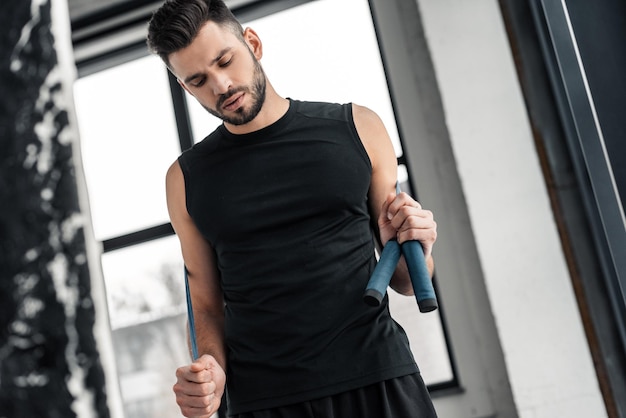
left=147, top=1, right=438, bottom=417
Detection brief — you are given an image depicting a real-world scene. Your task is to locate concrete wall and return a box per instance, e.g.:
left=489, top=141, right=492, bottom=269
left=415, top=0, right=606, bottom=416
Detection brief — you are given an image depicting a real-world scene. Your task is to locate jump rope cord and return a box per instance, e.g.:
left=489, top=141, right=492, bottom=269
left=184, top=267, right=200, bottom=360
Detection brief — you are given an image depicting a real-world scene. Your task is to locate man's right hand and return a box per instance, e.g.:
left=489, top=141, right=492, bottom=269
left=173, top=354, right=226, bottom=418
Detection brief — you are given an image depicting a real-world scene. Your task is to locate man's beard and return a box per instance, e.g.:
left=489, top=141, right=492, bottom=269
left=203, top=59, right=267, bottom=126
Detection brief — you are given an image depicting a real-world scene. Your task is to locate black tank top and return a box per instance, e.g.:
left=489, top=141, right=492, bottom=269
left=179, top=99, right=418, bottom=414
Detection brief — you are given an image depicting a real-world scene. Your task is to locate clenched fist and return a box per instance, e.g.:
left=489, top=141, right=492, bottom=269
left=173, top=354, right=226, bottom=417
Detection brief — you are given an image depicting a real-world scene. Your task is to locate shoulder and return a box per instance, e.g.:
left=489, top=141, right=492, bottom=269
left=351, top=104, right=394, bottom=171
left=166, top=159, right=184, bottom=200
left=176, top=127, right=224, bottom=172
left=352, top=103, right=385, bottom=132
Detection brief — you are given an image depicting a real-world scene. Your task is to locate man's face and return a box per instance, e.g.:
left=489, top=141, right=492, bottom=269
left=169, top=22, right=266, bottom=126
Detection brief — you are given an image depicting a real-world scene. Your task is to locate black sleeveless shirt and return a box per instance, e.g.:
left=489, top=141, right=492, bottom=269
left=178, top=99, right=418, bottom=414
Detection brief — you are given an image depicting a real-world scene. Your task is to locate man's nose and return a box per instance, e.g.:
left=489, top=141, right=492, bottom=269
left=211, top=74, right=232, bottom=95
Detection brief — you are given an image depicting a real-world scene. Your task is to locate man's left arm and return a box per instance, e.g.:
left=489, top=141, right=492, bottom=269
left=351, top=103, right=437, bottom=295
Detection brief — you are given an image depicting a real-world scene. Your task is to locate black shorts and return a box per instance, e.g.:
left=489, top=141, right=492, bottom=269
left=229, top=373, right=438, bottom=418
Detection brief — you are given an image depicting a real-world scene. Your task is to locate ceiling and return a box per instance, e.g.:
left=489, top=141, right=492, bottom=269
left=68, top=0, right=271, bottom=26
left=68, top=0, right=313, bottom=75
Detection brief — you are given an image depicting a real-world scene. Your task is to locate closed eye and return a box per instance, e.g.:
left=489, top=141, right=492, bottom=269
left=219, top=57, right=232, bottom=68
left=190, top=77, right=206, bottom=88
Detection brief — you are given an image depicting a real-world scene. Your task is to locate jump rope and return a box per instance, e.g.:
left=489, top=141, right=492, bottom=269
left=184, top=184, right=437, bottom=359
left=363, top=184, right=438, bottom=313
left=184, top=267, right=200, bottom=360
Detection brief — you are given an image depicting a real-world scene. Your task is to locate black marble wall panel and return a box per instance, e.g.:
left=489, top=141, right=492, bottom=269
left=0, top=1, right=110, bottom=416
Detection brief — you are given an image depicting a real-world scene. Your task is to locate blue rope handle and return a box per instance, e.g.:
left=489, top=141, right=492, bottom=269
left=363, top=184, right=438, bottom=313
left=184, top=267, right=199, bottom=360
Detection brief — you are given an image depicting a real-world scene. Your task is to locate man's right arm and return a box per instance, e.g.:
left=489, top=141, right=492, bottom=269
left=166, top=160, right=226, bottom=417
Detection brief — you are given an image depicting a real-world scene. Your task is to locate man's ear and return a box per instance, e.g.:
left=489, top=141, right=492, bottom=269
left=243, top=27, right=263, bottom=60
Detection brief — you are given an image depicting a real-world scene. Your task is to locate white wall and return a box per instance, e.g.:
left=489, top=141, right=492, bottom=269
left=416, top=0, right=606, bottom=416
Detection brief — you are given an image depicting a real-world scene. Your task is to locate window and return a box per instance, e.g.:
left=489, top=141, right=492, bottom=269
left=74, top=56, right=188, bottom=418
left=74, top=56, right=178, bottom=240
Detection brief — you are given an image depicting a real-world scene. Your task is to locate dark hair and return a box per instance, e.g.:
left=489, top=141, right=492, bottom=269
left=146, top=0, right=244, bottom=67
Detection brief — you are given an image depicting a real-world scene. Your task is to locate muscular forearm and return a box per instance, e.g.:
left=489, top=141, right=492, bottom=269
left=189, top=312, right=227, bottom=370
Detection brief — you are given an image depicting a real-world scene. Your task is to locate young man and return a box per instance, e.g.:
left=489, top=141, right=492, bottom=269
left=147, top=1, right=438, bottom=417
